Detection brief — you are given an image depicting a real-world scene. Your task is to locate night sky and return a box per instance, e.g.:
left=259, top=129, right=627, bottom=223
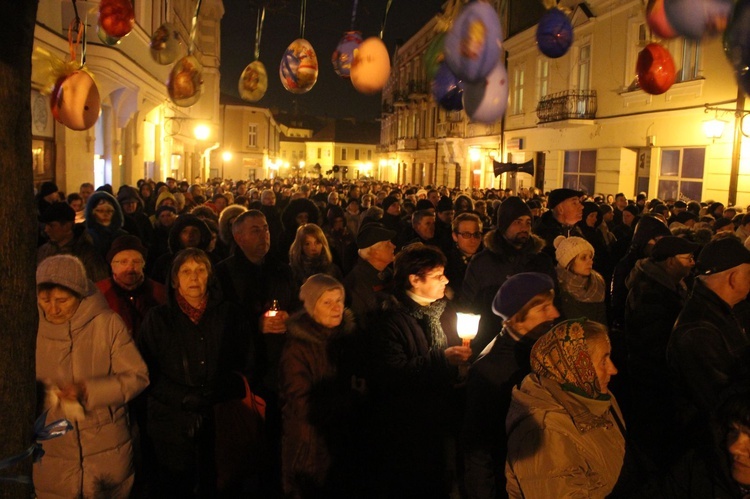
left=220, top=0, right=446, bottom=120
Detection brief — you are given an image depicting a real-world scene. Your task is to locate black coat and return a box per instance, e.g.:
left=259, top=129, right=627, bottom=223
left=532, top=209, right=584, bottom=263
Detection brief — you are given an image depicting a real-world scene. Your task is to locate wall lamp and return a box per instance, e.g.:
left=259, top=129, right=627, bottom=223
left=703, top=103, right=750, bottom=139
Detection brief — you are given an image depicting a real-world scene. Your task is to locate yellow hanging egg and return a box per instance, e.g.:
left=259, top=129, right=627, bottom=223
left=350, top=37, right=390, bottom=94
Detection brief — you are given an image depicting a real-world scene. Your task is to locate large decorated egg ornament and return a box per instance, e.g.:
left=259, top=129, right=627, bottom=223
left=239, top=60, right=268, bottom=102
left=463, top=60, right=509, bottom=124
left=646, top=0, right=677, bottom=39
left=536, top=8, right=573, bottom=58
left=280, top=39, right=319, bottom=94
left=432, top=64, right=464, bottom=111
left=167, top=55, right=204, bottom=107
left=724, top=0, right=750, bottom=95
left=444, top=1, right=502, bottom=82
left=50, top=71, right=101, bottom=131
left=98, top=0, right=134, bottom=45
left=150, top=23, right=182, bottom=65
left=350, top=37, right=391, bottom=94
left=636, top=43, right=676, bottom=95
left=664, top=0, right=732, bottom=39
left=332, top=31, right=363, bottom=78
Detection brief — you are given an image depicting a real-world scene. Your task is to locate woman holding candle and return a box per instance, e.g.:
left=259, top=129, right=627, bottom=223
left=368, top=243, right=472, bottom=498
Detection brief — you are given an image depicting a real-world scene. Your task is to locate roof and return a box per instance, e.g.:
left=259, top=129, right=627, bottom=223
left=311, top=119, right=380, bottom=145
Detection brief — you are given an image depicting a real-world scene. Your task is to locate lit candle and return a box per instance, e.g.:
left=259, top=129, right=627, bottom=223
left=456, top=312, right=480, bottom=348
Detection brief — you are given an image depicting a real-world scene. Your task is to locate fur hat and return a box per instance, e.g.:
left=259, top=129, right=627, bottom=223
left=299, top=274, right=344, bottom=317
left=492, top=272, right=555, bottom=320
left=36, top=255, right=95, bottom=297
left=496, top=197, right=532, bottom=235
left=554, top=236, right=594, bottom=268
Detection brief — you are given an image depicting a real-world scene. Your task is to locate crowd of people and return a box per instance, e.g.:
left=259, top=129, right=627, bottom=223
left=30, top=175, right=750, bottom=498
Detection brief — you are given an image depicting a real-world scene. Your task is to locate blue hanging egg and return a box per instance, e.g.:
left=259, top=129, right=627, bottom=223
left=463, top=60, right=509, bottom=124
left=432, top=63, right=464, bottom=111
left=536, top=8, right=573, bottom=58
left=444, top=1, right=502, bottom=82
left=664, top=0, right=732, bottom=39
left=332, top=31, right=363, bottom=79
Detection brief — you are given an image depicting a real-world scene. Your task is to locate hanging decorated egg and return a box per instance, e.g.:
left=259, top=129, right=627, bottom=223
left=424, top=32, right=446, bottom=82
left=536, top=8, right=573, bottom=58
left=646, top=0, right=677, bottom=39
left=444, top=1, right=502, bottom=82
left=724, top=0, right=750, bottom=95
left=463, top=60, right=509, bottom=124
left=150, top=23, right=182, bottom=65
left=239, top=60, right=268, bottom=102
left=432, top=63, right=464, bottom=111
left=98, top=0, right=135, bottom=39
left=636, top=43, right=676, bottom=95
left=167, top=55, right=204, bottom=107
left=280, top=38, right=319, bottom=94
left=332, top=31, right=363, bottom=79
left=50, top=71, right=101, bottom=131
left=350, top=37, right=391, bottom=94
left=664, top=0, right=732, bottom=39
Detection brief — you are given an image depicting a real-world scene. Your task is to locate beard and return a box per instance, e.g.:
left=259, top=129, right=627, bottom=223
left=507, top=231, right=530, bottom=247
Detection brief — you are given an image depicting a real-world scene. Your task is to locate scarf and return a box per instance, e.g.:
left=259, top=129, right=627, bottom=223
left=405, top=295, right=448, bottom=350
left=556, top=266, right=605, bottom=303
left=176, top=291, right=208, bottom=325
left=530, top=319, right=609, bottom=400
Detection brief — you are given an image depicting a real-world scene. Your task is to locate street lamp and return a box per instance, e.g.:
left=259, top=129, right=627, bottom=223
left=704, top=95, right=749, bottom=206
left=222, top=151, right=232, bottom=162
left=194, top=124, right=210, bottom=141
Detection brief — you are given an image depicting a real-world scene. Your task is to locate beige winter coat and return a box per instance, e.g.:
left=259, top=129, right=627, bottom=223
left=34, top=291, right=149, bottom=499
left=505, top=374, right=625, bottom=498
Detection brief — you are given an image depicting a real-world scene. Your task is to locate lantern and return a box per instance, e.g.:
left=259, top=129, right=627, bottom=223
left=636, top=43, right=676, bottom=95
left=50, top=71, right=101, bottom=131
left=463, top=60, right=509, bottom=124
left=456, top=312, right=480, bottom=347
left=167, top=55, right=204, bottom=107
left=280, top=39, right=319, bottom=94
left=239, top=60, right=268, bottom=102
left=350, top=37, right=391, bottom=94
left=536, top=8, right=573, bottom=58
left=332, top=31, right=363, bottom=79
left=444, top=1, right=503, bottom=82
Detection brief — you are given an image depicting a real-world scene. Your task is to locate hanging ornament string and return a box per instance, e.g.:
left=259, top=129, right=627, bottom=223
left=254, top=6, right=266, bottom=60
left=299, top=0, right=308, bottom=39
left=188, top=0, right=203, bottom=55
left=67, top=15, right=86, bottom=68
left=350, top=0, right=359, bottom=30
left=380, top=0, right=393, bottom=39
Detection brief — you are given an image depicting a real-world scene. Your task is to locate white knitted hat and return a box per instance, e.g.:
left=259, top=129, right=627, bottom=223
left=554, top=236, right=594, bottom=268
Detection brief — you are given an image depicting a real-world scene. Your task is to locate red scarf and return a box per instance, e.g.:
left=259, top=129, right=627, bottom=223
left=176, top=291, right=208, bottom=324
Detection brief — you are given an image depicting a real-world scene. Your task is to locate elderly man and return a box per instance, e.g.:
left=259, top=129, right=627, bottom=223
left=97, top=235, right=167, bottom=341
left=398, top=209, right=437, bottom=249
left=343, top=222, right=397, bottom=326
left=668, top=236, right=750, bottom=456
left=462, top=197, right=556, bottom=355
left=533, top=188, right=584, bottom=261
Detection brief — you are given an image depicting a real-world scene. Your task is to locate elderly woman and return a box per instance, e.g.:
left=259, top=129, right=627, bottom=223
left=288, top=223, right=343, bottom=287
left=34, top=255, right=149, bottom=498
left=138, top=248, right=253, bottom=497
left=505, top=319, right=623, bottom=498
left=280, top=274, right=364, bottom=498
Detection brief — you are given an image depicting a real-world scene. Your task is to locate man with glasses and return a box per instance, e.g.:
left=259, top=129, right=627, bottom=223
left=623, top=235, right=698, bottom=467
left=445, top=212, right=483, bottom=301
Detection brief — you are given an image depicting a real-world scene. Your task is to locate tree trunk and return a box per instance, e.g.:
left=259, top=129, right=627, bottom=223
left=0, top=2, right=40, bottom=498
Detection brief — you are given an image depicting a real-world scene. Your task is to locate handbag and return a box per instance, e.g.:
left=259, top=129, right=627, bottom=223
left=214, top=372, right=267, bottom=491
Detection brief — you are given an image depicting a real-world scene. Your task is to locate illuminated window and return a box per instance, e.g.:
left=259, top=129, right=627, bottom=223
left=658, top=148, right=704, bottom=201
left=248, top=124, right=257, bottom=147
left=563, top=150, right=596, bottom=195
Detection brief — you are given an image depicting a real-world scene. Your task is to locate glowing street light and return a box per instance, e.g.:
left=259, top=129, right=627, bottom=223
left=194, top=124, right=210, bottom=141
left=221, top=151, right=232, bottom=162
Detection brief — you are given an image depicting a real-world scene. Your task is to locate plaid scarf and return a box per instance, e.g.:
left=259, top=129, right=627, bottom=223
left=406, top=297, right=448, bottom=350
left=176, top=291, right=208, bottom=325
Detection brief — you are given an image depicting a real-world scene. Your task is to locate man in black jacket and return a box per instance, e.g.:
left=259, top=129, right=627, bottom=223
left=533, top=188, right=584, bottom=262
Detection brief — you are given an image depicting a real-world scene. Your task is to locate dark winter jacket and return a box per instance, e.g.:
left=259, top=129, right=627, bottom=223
left=533, top=210, right=584, bottom=262
left=96, top=276, right=168, bottom=341
left=37, top=223, right=109, bottom=282
left=461, top=229, right=556, bottom=355
left=342, top=257, right=393, bottom=328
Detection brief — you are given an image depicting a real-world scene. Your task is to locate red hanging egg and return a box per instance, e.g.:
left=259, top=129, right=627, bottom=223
left=636, top=43, right=676, bottom=95
left=99, top=0, right=135, bottom=39
left=646, top=0, right=677, bottom=39
left=50, top=71, right=101, bottom=131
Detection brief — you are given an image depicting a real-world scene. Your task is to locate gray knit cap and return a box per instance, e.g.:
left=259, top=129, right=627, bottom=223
left=36, top=255, right=95, bottom=297
left=299, top=273, right=344, bottom=316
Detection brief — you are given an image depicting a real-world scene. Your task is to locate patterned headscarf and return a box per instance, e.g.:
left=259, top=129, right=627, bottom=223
left=530, top=319, right=608, bottom=400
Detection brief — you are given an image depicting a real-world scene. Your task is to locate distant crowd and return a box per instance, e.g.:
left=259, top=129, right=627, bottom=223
left=30, top=175, right=750, bottom=498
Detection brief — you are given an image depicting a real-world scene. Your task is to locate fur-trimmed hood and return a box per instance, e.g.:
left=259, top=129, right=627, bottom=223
left=483, top=227, right=546, bottom=256
left=286, top=308, right=356, bottom=344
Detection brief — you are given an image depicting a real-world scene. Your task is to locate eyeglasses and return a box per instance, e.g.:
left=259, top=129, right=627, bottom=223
left=111, top=259, right=145, bottom=267
left=456, top=231, right=482, bottom=240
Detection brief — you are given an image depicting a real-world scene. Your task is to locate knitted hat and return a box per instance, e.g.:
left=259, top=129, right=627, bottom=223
left=39, top=181, right=59, bottom=198
left=437, top=196, right=454, bottom=213
left=36, top=255, right=95, bottom=297
left=356, top=222, right=396, bottom=249
left=106, top=234, right=148, bottom=264
left=496, top=196, right=532, bottom=235
left=299, top=273, right=344, bottom=316
left=415, top=199, right=434, bottom=211
left=714, top=217, right=735, bottom=232
left=38, top=202, right=75, bottom=223
left=697, top=237, right=750, bottom=275
left=382, top=196, right=400, bottom=212
left=651, top=236, right=699, bottom=261
left=554, top=236, right=594, bottom=268
left=547, top=188, right=583, bottom=210
left=582, top=201, right=600, bottom=223
left=492, top=272, right=555, bottom=320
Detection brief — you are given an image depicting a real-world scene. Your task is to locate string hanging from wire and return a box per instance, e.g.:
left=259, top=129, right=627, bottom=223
left=350, top=0, right=359, bottom=31
left=255, top=5, right=266, bottom=60
left=299, top=0, right=307, bottom=39
left=380, top=0, right=393, bottom=39
left=68, top=0, right=86, bottom=68
left=188, top=0, right=203, bottom=55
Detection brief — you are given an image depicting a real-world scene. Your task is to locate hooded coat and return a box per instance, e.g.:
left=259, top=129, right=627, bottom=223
left=149, top=214, right=212, bottom=284
left=85, top=191, right=128, bottom=260
left=34, top=290, right=149, bottom=499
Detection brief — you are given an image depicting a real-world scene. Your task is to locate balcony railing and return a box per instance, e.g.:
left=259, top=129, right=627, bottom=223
left=436, top=121, right=465, bottom=138
left=536, top=90, right=597, bottom=124
left=408, top=80, right=429, bottom=100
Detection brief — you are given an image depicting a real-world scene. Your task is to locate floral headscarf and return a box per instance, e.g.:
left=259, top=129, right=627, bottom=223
left=530, top=318, right=609, bottom=400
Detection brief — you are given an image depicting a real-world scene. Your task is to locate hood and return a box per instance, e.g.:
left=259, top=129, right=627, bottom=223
left=218, top=205, right=248, bottom=245
left=84, top=191, right=124, bottom=231
left=154, top=189, right=177, bottom=210
left=167, top=214, right=212, bottom=253
left=281, top=198, right=320, bottom=232
left=37, top=289, right=111, bottom=334
left=286, top=308, right=356, bottom=344
left=116, top=185, right=144, bottom=211
left=483, top=228, right=545, bottom=256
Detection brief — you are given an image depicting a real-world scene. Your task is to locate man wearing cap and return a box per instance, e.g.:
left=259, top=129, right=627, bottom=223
left=624, top=236, right=698, bottom=466
left=668, top=236, right=750, bottom=455
left=380, top=195, right=405, bottom=234
left=37, top=202, right=109, bottom=282
left=462, top=273, right=559, bottom=499
left=97, top=235, right=167, bottom=341
left=343, top=222, right=397, bottom=326
left=533, top=188, right=584, bottom=262
left=462, top=197, right=556, bottom=355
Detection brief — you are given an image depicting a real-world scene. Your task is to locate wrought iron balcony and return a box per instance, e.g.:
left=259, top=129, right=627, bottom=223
left=408, top=80, right=429, bottom=100
left=536, top=90, right=597, bottom=124
left=393, top=92, right=409, bottom=108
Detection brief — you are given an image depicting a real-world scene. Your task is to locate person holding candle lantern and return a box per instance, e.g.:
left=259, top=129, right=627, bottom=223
left=367, top=243, right=472, bottom=498
left=462, top=272, right=559, bottom=499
